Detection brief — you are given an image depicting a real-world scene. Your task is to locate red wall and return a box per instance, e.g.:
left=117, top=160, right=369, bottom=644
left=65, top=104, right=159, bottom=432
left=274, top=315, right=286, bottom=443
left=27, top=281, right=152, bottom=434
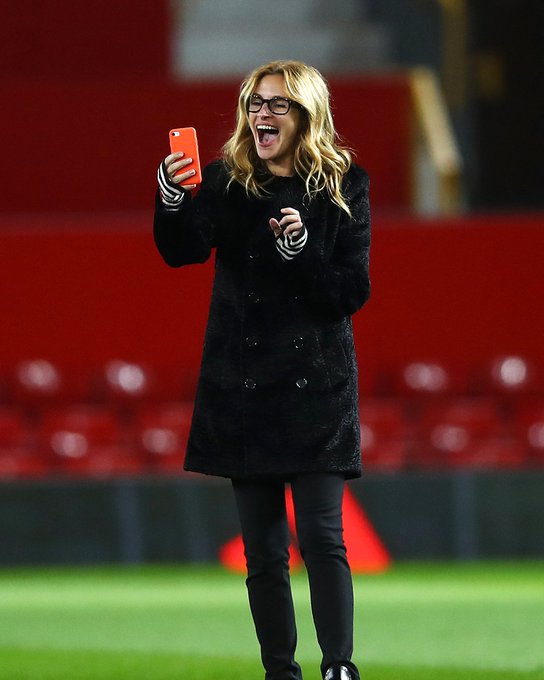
left=0, top=1, right=168, bottom=79
left=1, top=2, right=410, bottom=213
left=2, top=213, right=543, bottom=397
left=0, top=77, right=411, bottom=214
left=1, top=1, right=411, bottom=213
left=2, top=4, right=541, bottom=398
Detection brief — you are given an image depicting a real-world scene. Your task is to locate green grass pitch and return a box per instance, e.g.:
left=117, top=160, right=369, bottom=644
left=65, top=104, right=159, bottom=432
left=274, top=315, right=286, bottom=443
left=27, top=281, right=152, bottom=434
left=0, top=562, right=542, bottom=679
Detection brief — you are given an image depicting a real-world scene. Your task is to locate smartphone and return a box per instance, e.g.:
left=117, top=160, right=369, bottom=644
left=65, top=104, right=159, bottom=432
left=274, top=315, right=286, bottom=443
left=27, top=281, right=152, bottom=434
left=169, top=127, right=202, bottom=185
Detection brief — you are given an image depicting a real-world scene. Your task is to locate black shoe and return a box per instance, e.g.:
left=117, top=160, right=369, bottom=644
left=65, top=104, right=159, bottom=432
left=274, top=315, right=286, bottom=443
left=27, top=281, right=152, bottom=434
left=324, top=666, right=351, bottom=680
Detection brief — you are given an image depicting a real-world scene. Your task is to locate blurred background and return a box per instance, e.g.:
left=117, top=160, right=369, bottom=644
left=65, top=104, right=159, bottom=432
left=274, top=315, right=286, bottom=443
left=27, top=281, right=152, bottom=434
left=0, top=0, right=543, bottom=567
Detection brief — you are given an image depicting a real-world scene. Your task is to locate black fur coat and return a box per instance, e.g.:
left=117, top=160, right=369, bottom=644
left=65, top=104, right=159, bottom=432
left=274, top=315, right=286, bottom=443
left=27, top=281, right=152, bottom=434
left=153, top=160, right=371, bottom=479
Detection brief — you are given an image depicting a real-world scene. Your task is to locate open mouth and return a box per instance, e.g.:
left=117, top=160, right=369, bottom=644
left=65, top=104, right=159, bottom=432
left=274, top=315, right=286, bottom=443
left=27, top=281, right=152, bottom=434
left=256, top=124, right=279, bottom=146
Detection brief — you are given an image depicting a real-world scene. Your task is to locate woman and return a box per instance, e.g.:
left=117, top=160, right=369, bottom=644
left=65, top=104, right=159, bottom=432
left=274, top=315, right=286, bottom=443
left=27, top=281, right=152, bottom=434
left=154, top=60, right=371, bottom=680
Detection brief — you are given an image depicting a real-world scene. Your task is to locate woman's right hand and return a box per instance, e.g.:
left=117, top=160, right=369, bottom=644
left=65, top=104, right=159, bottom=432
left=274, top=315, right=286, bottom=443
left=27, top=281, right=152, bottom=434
left=157, top=152, right=197, bottom=209
left=163, top=152, right=198, bottom=190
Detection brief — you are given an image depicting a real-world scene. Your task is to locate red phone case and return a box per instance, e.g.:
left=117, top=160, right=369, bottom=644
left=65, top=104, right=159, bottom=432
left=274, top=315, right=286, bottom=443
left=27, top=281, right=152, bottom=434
left=169, top=127, right=202, bottom=185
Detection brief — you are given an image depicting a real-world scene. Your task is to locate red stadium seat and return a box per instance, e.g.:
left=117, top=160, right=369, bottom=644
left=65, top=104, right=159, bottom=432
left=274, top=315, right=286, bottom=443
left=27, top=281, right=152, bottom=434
left=360, top=438, right=408, bottom=472
left=99, top=359, right=188, bottom=409
left=102, top=359, right=153, bottom=401
left=516, top=401, right=544, bottom=466
left=398, top=361, right=452, bottom=395
left=447, top=437, right=527, bottom=469
left=100, top=359, right=193, bottom=407
left=0, top=372, right=9, bottom=406
left=0, top=447, right=50, bottom=478
left=489, top=355, right=539, bottom=393
left=11, top=359, right=91, bottom=408
left=360, top=399, right=410, bottom=438
left=472, top=356, right=541, bottom=410
left=13, top=359, right=62, bottom=405
left=52, top=444, right=145, bottom=477
left=0, top=408, right=32, bottom=448
left=39, top=405, right=145, bottom=476
left=394, top=361, right=468, bottom=414
left=134, top=401, right=194, bottom=473
left=414, top=397, right=526, bottom=468
left=0, top=408, right=49, bottom=478
left=41, top=405, right=123, bottom=443
left=359, top=399, right=411, bottom=471
left=418, top=398, right=505, bottom=438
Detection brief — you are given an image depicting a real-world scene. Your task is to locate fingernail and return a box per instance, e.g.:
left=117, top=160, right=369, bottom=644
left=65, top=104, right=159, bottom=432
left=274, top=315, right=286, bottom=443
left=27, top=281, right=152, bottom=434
left=190, top=169, right=196, bottom=175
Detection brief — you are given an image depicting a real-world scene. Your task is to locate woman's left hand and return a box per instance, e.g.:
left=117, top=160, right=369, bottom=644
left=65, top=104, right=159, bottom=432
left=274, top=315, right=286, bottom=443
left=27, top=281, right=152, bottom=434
left=269, top=207, right=304, bottom=238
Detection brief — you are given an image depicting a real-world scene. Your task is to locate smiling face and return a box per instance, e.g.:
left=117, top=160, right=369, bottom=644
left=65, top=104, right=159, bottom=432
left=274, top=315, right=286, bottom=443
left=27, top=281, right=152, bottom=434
left=248, top=74, right=301, bottom=177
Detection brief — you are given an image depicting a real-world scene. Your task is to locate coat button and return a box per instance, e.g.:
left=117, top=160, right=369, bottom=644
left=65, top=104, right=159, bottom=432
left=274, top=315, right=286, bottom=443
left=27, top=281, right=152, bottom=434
left=248, top=251, right=260, bottom=260
left=245, top=336, right=258, bottom=348
left=293, top=336, right=304, bottom=350
left=248, top=291, right=260, bottom=304
left=295, top=377, right=308, bottom=389
left=244, top=378, right=257, bottom=389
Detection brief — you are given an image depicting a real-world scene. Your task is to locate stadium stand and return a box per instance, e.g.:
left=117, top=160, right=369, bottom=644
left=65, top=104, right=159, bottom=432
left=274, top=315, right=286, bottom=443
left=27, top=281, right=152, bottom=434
left=134, top=401, right=194, bottom=473
left=1, top=3, right=543, bottom=480
left=358, top=399, right=411, bottom=472
left=39, top=405, right=144, bottom=477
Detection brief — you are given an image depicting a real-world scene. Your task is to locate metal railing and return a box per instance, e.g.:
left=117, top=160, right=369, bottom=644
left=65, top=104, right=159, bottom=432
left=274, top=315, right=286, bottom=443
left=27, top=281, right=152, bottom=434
left=410, top=67, right=463, bottom=214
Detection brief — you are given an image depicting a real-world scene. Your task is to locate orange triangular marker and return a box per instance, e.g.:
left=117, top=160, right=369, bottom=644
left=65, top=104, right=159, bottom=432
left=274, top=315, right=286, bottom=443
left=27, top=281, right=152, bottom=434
left=219, top=486, right=390, bottom=573
left=219, top=533, right=304, bottom=573
left=336, top=486, right=391, bottom=572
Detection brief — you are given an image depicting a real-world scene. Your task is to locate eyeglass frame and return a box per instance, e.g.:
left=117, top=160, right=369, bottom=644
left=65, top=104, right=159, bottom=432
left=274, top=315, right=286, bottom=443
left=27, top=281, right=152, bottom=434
left=247, top=94, right=302, bottom=116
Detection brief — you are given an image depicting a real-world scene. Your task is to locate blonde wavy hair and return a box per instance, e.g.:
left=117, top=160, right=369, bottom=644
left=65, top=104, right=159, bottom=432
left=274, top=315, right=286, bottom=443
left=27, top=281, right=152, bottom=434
left=222, top=60, right=353, bottom=215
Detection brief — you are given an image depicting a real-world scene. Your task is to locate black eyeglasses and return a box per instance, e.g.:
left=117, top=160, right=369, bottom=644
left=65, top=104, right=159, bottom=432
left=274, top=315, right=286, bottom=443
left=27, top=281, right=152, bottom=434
left=248, top=94, right=301, bottom=115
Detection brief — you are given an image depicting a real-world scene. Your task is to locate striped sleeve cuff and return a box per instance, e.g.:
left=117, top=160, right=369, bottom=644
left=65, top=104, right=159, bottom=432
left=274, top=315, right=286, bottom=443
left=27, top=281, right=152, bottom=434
left=157, top=162, right=186, bottom=210
left=275, top=225, right=308, bottom=261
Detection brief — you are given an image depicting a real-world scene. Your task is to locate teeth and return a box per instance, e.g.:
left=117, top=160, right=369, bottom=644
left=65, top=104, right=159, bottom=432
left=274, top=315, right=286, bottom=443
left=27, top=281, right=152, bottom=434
left=256, top=125, right=278, bottom=132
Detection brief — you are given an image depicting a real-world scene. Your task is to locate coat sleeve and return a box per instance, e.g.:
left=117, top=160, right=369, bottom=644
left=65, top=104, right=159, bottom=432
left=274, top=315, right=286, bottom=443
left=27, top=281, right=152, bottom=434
left=153, top=162, right=223, bottom=267
left=285, top=168, right=371, bottom=320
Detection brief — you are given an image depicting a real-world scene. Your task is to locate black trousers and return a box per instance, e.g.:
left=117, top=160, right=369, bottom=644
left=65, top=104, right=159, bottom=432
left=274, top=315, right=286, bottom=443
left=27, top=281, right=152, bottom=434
left=232, top=473, right=360, bottom=680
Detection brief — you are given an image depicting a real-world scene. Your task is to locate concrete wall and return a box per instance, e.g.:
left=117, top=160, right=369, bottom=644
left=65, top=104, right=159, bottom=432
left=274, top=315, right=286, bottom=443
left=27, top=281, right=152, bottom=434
left=2, top=471, right=543, bottom=565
